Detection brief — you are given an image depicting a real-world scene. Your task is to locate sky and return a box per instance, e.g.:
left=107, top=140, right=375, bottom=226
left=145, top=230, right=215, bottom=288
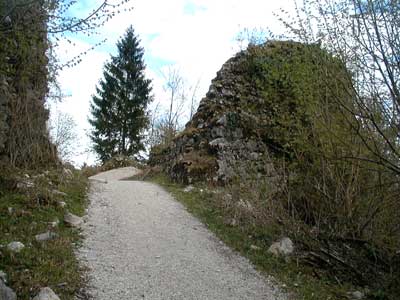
left=52, top=0, right=295, bottom=166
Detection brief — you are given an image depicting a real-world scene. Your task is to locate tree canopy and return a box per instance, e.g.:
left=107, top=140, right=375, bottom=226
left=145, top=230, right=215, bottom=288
left=89, top=26, right=152, bottom=162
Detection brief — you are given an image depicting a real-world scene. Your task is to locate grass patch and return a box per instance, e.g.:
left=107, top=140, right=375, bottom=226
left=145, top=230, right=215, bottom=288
left=148, top=173, right=354, bottom=300
left=0, top=169, right=88, bottom=299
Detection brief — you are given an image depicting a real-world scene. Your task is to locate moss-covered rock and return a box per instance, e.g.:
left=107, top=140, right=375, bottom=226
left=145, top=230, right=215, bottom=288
left=149, top=41, right=351, bottom=184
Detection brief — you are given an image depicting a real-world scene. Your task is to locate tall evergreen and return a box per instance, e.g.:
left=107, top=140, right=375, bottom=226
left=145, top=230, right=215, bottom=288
left=89, top=26, right=152, bottom=162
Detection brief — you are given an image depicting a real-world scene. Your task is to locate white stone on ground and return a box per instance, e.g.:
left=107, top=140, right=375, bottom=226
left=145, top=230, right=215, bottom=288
left=268, top=237, right=294, bottom=256
left=183, top=185, right=195, bottom=192
left=32, top=287, right=60, bottom=300
left=7, top=241, right=24, bottom=253
left=35, top=231, right=58, bottom=242
left=64, top=212, right=83, bottom=227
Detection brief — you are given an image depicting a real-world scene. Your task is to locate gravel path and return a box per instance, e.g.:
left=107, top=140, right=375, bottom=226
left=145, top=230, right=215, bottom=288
left=78, top=167, right=286, bottom=300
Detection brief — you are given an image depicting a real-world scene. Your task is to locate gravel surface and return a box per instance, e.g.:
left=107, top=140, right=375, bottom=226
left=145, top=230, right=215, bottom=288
left=78, top=167, right=286, bottom=300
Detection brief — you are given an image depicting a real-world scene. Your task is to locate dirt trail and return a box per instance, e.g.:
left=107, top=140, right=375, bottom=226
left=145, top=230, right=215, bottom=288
left=78, top=167, right=286, bottom=300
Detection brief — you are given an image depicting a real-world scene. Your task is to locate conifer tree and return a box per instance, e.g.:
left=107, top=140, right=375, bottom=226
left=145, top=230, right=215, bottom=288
left=89, top=26, right=152, bottom=162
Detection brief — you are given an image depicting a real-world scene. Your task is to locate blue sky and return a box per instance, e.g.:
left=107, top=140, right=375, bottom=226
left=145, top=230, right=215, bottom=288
left=53, top=0, right=294, bottom=165
left=183, top=1, right=207, bottom=15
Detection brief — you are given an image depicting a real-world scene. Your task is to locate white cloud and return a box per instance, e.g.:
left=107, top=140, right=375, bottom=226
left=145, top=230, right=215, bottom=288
left=54, top=0, right=295, bottom=166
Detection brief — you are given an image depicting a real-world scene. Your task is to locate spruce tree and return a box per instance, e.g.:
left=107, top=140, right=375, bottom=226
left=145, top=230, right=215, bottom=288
left=89, top=26, right=152, bottom=162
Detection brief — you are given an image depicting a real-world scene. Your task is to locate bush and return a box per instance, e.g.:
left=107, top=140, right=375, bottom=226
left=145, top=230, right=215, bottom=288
left=230, top=42, right=400, bottom=297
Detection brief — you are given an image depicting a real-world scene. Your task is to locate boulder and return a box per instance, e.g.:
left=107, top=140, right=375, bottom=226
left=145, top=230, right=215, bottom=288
left=7, top=241, right=25, bottom=253
left=32, top=287, right=60, bottom=300
left=0, top=280, right=16, bottom=300
left=268, top=237, right=294, bottom=256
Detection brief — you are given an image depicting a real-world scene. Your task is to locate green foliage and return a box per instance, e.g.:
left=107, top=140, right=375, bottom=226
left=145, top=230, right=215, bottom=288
left=240, top=42, right=388, bottom=237
left=243, top=42, right=351, bottom=157
left=89, top=26, right=152, bottom=163
left=233, top=41, right=400, bottom=297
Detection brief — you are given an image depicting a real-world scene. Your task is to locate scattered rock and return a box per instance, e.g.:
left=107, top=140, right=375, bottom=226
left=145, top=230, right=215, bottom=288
left=57, top=201, right=67, bottom=208
left=35, top=231, right=58, bottom=242
left=0, top=270, right=7, bottom=282
left=268, top=237, right=294, bottom=256
left=224, top=217, right=238, bottom=227
left=32, top=173, right=45, bottom=179
left=236, top=199, right=254, bottom=213
left=16, top=179, right=34, bottom=189
left=63, top=168, right=73, bottom=179
left=250, top=245, right=261, bottom=251
left=7, top=241, right=25, bottom=253
left=50, top=218, right=60, bottom=228
left=56, top=282, right=67, bottom=288
left=52, top=190, right=67, bottom=197
left=3, top=16, right=11, bottom=25
left=223, top=193, right=233, bottom=202
left=0, top=280, right=16, bottom=300
left=7, top=207, right=13, bottom=215
left=216, top=115, right=227, bottom=126
left=64, top=212, right=83, bottom=227
left=183, top=185, right=195, bottom=193
left=209, top=138, right=228, bottom=149
left=347, top=291, right=365, bottom=300
left=33, top=287, right=61, bottom=300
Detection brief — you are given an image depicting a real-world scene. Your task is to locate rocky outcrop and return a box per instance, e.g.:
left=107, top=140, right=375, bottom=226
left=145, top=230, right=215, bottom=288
left=150, top=43, right=280, bottom=184
left=150, top=41, right=332, bottom=184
